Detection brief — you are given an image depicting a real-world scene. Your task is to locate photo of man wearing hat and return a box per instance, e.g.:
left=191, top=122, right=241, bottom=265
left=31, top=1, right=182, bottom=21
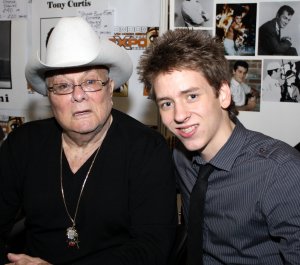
left=281, top=69, right=300, bottom=102
left=262, top=61, right=282, bottom=102
left=0, top=17, right=177, bottom=265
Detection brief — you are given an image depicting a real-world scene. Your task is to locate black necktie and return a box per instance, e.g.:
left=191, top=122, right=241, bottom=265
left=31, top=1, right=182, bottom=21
left=187, top=163, right=215, bottom=265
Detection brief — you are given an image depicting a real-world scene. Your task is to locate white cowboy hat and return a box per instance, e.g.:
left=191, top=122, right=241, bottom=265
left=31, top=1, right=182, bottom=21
left=25, top=16, right=133, bottom=95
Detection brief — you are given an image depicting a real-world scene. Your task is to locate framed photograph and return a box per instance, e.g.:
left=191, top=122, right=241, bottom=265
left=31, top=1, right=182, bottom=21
left=170, top=0, right=213, bottom=29
left=228, top=59, right=262, bottom=112
left=262, top=59, right=300, bottom=102
left=258, top=1, right=300, bottom=56
left=215, top=3, right=257, bottom=56
left=0, top=21, right=12, bottom=90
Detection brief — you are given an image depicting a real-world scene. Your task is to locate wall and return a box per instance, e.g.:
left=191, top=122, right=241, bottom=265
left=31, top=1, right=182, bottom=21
left=168, top=0, right=300, bottom=147
left=0, top=0, right=166, bottom=137
left=1, top=0, right=300, bottom=147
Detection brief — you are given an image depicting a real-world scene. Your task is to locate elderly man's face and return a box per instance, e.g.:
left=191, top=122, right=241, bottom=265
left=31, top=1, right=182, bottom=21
left=47, top=67, right=114, bottom=135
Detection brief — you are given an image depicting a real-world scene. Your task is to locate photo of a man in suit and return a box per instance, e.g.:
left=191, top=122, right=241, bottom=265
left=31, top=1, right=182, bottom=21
left=258, top=5, right=298, bottom=55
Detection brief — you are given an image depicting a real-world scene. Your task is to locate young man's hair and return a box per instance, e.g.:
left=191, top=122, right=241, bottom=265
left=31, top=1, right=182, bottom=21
left=277, top=5, right=294, bottom=17
left=137, top=29, right=238, bottom=120
left=233, top=60, right=249, bottom=71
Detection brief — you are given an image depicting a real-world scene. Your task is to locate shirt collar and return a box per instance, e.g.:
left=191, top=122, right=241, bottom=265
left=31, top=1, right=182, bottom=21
left=276, top=21, right=280, bottom=32
left=193, top=119, right=247, bottom=172
left=231, top=78, right=241, bottom=86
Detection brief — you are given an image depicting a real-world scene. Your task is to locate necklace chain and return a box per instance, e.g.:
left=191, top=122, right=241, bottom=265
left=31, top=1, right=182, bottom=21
left=60, top=142, right=101, bottom=247
left=59, top=115, right=112, bottom=247
left=60, top=144, right=101, bottom=225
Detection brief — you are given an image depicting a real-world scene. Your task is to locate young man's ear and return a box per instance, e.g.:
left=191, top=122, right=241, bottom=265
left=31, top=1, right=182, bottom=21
left=219, top=82, right=232, bottom=109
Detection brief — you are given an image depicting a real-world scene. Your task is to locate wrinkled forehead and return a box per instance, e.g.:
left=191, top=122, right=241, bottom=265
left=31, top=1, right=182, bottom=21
left=45, top=65, right=109, bottom=79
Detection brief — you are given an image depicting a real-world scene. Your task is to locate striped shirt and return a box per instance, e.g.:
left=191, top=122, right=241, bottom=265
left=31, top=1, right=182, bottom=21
left=174, top=120, right=300, bottom=264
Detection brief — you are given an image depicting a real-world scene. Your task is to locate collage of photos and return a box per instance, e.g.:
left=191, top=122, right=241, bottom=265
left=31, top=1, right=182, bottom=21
left=170, top=0, right=300, bottom=112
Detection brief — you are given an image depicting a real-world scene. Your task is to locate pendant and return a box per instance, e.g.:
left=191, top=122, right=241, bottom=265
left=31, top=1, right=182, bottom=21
left=66, top=226, right=79, bottom=248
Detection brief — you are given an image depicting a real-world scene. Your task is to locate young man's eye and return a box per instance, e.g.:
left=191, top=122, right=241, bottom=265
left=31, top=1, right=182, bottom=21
left=188, top=94, right=198, bottom=100
left=160, top=101, right=173, bottom=110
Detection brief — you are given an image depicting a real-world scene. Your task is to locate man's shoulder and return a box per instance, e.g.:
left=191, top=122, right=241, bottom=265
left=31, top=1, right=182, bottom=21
left=230, top=78, right=242, bottom=94
left=2, top=117, right=60, bottom=153
left=230, top=78, right=239, bottom=87
left=112, top=109, right=154, bottom=131
left=259, top=18, right=276, bottom=30
left=111, top=109, right=166, bottom=143
left=245, top=129, right=300, bottom=165
left=8, top=117, right=58, bottom=138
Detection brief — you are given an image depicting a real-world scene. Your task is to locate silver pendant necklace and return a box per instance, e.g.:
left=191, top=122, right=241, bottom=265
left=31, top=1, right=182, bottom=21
left=60, top=144, right=101, bottom=248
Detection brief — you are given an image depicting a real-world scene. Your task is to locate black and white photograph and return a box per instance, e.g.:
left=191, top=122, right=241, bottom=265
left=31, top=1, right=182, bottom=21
left=216, top=3, right=257, bottom=56
left=171, top=0, right=213, bottom=28
left=0, top=21, right=11, bottom=90
left=258, top=2, right=300, bottom=56
left=262, top=59, right=300, bottom=102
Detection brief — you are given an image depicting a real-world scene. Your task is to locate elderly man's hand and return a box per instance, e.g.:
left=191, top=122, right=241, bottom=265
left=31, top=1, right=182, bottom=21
left=6, top=253, right=52, bottom=265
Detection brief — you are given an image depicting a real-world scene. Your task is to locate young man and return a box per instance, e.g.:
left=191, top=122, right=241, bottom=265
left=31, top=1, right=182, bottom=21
left=258, top=5, right=298, bottom=55
left=223, top=6, right=249, bottom=55
left=138, top=29, right=300, bottom=264
left=230, top=60, right=259, bottom=111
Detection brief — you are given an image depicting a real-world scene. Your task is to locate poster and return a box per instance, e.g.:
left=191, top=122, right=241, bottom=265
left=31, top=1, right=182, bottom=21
left=0, top=0, right=162, bottom=129
left=0, top=0, right=27, bottom=20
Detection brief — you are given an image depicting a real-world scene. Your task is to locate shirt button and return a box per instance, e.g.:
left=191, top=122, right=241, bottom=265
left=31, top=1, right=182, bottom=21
left=259, top=147, right=266, bottom=154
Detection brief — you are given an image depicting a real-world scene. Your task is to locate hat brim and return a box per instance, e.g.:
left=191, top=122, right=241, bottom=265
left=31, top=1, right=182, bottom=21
left=25, top=39, right=133, bottom=96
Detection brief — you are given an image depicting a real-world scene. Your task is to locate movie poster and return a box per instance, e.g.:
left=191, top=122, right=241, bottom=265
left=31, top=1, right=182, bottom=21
left=0, top=0, right=162, bottom=127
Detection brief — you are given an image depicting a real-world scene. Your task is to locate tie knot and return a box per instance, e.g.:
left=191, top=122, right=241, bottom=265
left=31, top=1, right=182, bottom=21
left=198, top=163, right=215, bottom=180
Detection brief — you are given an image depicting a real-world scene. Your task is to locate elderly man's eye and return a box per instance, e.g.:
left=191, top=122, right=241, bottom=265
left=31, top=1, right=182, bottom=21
left=56, top=83, right=70, bottom=90
left=85, top=80, right=97, bottom=85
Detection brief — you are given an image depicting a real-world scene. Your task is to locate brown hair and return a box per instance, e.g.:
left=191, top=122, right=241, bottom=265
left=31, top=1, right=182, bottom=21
left=137, top=28, right=238, bottom=120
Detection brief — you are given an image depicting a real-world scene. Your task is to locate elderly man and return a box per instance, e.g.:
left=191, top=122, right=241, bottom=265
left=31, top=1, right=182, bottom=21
left=0, top=17, right=177, bottom=265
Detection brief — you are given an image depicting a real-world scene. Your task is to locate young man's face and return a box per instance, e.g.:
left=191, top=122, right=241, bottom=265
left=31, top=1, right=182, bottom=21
left=277, top=10, right=293, bottom=29
left=232, top=66, right=247, bottom=84
left=153, top=69, right=234, bottom=161
left=234, top=15, right=242, bottom=24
